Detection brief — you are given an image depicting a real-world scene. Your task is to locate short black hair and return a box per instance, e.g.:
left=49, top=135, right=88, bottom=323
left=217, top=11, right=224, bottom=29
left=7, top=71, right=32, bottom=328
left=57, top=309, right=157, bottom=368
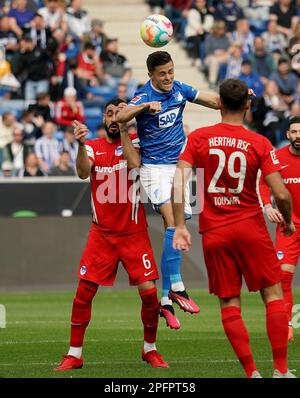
left=219, top=78, right=249, bottom=111
left=146, top=51, right=173, bottom=73
left=288, top=116, right=300, bottom=129
left=104, top=98, right=127, bottom=111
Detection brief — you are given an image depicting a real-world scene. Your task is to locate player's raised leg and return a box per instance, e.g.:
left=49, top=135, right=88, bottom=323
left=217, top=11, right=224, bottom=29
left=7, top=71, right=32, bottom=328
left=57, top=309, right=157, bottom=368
left=138, top=281, right=169, bottom=368
left=220, top=296, right=260, bottom=378
left=54, top=279, right=98, bottom=371
left=160, top=203, right=199, bottom=315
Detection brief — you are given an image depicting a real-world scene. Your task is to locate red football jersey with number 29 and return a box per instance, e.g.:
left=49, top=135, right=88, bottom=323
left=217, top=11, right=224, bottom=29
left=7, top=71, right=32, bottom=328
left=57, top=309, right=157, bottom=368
left=180, top=123, right=281, bottom=233
left=85, top=137, right=147, bottom=236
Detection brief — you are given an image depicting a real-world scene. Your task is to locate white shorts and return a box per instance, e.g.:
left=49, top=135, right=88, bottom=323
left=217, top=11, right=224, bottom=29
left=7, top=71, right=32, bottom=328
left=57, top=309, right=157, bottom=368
left=140, top=164, right=192, bottom=219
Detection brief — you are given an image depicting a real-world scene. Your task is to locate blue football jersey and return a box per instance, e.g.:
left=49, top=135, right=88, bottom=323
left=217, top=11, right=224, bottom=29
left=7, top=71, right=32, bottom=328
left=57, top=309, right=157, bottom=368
left=128, top=80, right=199, bottom=164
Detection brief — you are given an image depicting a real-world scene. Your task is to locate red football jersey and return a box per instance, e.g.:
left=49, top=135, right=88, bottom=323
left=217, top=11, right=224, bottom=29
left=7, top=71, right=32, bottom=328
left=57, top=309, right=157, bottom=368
left=180, top=123, right=281, bottom=233
left=259, top=145, right=300, bottom=226
left=85, top=137, right=147, bottom=235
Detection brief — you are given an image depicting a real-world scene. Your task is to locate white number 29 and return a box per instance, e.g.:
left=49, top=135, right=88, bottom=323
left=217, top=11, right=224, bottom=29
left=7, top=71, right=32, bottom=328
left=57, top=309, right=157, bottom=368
left=208, top=149, right=247, bottom=194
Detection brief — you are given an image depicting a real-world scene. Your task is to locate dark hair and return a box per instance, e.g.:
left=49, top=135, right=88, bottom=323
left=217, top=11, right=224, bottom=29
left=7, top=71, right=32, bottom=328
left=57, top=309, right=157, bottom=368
left=83, top=42, right=96, bottom=51
left=104, top=98, right=127, bottom=111
left=219, top=78, right=249, bottom=111
left=146, top=51, right=173, bottom=73
left=241, top=59, right=251, bottom=66
left=278, top=57, right=289, bottom=65
left=288, top=116, right=300, bottom=129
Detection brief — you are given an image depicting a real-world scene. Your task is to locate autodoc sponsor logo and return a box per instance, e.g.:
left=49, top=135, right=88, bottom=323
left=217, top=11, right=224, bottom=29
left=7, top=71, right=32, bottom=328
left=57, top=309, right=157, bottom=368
left=158, top=108, right=180, bottom=128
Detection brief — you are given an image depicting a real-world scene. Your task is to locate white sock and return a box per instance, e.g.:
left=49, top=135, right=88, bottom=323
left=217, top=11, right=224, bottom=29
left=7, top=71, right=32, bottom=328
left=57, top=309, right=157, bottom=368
left=160, top=296, right=173, bottom=306
left=171, top=282, right=185, bottom=292
left=68, top=346, right=82, bottom=358
left=144, top=341, right=156, bottom=353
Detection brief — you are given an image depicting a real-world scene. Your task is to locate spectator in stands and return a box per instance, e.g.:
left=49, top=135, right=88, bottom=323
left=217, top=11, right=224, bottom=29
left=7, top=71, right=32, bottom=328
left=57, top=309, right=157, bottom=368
left=34, top=121, right=60, bottom=174
left=55, top=87, right=85, bottom=129
left=101, top=38, right=137, bottom=97
left=185, top=0, right=214, bottom=66
left=8, top=0, right=35, bottom=34
left=251, top=80, right=288, bottom=146
left=28, top=92, right=54, bottom=121
left=38, top=0, right=68, bottom=33
left=76, top=41, right=104, bottom=87
left=0, top=160, right=13, bottom=177
left=269, top=0, right=298, bottom=38
left=248, top=36, right=276, bottom=85
left=3, top=125, right=24, bottom=175
left=146, top=0, right=165, bottom=14
left=213, top=0, right=244, bottom=33
left=66, top=0, right=91, bottom=39
left=238, top=59, right=265, bottom=98
left=19, top=109, right=43, bottom=154
left=244, top=0, right=273, bottom=35
left=83, top=19, right=108, bottom=57
left=95, top=123, right=106, bottom=139
left=23, top=12, right=52, bottom=50
left=204, top=20, right=230, bottom=88
left=164, top=0, right=192, bottom=41
left=270, top=57, right=298, bottom=104
left=117, top=82, right=129, bottom=102
left=19, top=151, right=44, bottom=176
left=0, top=112, right=16, bottom=167
left=59, top=125, right=78, bottom=167
left=262, top=20, right=288, bottom=54
left=225, top=42, right=243, bottom=79
left=230, top=18, right=254, bottom=57
left=0, top=16, right=20, bottom=62
left=11, top=36, right=51, bottom=100
left=48, top=150, right=75, bottom=176
left=60, top=58, right=86, bottom=101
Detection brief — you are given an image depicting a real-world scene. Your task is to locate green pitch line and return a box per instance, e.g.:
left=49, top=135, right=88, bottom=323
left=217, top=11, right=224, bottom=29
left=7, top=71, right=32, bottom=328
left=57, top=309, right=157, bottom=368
left=0, top=289, right=299, bottom=378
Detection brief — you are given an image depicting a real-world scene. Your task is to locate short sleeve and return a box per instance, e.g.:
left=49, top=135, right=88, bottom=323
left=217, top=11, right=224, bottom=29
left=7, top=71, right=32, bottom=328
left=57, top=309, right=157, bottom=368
left=128, top=93, right=148, bottom=107
left=180, top=82, right=199, bottom=103
left=260, top=139, right=281, bottom=177
left=179, top=135, right=197, bottom=166
left=130, top=134, right=140, bottom=149
left=85, top=140, right=95, bottom=164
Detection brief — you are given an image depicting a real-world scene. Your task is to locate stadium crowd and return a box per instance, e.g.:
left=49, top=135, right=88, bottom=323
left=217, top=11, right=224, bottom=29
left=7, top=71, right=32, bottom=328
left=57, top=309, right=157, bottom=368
left=0, top=0, right=300, bottom=176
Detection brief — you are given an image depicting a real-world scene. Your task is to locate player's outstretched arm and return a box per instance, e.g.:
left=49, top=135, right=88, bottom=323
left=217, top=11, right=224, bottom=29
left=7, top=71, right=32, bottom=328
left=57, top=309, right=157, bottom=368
left=259, top=173, right=283, bottom=223
left=194, top=91, right=220, bottom=110
left=73, top=120, right=92, bottom=179
left=265, top=171, right=295, bottom=236
left=116, top=102, right=162, bottom=123
left=171, top=160, right=193, bottom=250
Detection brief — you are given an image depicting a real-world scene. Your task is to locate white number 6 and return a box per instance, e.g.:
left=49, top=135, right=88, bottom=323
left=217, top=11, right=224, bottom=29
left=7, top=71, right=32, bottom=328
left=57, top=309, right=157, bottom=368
left=142, top=253, right=151, bottom=269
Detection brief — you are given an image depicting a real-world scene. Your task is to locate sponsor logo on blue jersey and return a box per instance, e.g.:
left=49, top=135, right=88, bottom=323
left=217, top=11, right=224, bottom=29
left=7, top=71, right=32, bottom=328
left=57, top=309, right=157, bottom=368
left=158, top=108, right=180, bottom=128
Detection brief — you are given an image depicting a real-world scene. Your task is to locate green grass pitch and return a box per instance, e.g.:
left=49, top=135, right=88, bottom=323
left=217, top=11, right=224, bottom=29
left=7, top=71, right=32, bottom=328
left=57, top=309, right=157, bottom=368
left=0, top=289, right=299, bottom=378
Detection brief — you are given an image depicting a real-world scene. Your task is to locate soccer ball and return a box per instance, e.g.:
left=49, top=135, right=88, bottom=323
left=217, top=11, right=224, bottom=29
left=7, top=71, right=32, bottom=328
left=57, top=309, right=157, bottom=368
left=140, top=14, right=173, bottom=48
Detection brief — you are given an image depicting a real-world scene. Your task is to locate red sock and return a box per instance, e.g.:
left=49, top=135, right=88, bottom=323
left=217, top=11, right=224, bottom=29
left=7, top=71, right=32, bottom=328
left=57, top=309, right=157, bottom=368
left=221, top=306, right=257, bottom=378
left=266, top=299, right=288, bottom=373
left=139, top=287, right=159, bottom=344
left=70, top=279, right=98, bottom=347
left=281, top=271, right=294, bottom=323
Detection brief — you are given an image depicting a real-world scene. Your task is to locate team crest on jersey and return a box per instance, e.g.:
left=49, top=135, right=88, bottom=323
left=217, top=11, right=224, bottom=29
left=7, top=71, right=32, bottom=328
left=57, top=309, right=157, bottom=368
left=115, top=146, right=123, bottom=156
left=175, top=92, right=183, bottom=102
left=277, top=251, right=284, bottom=260
left=158, top=108, right=180, bottom=128
left=80, top=265, right=87, bottom=275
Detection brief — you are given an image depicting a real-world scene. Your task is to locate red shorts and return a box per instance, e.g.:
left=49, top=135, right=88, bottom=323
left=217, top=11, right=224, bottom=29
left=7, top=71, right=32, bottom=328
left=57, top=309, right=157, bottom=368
left=275, top=225, right=300, bottom=266
left=78, top=224, right=159, bottom=286
left=202, top=215, right=281, bottom=298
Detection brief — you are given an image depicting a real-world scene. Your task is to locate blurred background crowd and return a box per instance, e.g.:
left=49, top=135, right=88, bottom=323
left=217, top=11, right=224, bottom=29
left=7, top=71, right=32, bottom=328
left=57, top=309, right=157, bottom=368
left=0, top=0, right=299, bottom=177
